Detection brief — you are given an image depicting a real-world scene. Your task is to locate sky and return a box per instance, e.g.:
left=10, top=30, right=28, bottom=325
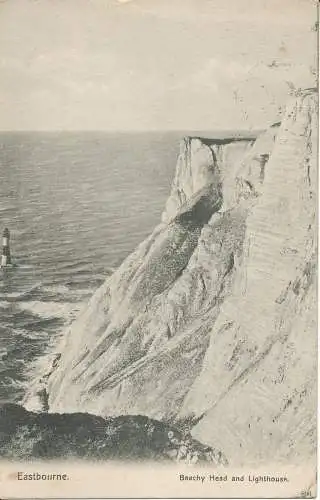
left=0, top=0, right=317, bottom=131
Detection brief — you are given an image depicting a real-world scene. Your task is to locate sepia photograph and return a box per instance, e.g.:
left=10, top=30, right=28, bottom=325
left=0, top=0, right=318, bottom=498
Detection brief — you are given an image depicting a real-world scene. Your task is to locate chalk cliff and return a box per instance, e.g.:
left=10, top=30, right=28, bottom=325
left=25, top=89, right=317, bottom=466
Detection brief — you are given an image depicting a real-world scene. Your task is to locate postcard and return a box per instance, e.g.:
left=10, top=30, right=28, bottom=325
left=0, top=0, right=318, bottom=498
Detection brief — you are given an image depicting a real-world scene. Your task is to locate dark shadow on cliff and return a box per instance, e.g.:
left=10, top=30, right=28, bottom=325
left=0, top=403, right=227, bottom=465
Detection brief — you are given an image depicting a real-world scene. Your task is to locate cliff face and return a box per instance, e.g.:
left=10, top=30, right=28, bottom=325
left=181, top=91, right=317, bottom=465
left=25, top=90, right=317, bottom=466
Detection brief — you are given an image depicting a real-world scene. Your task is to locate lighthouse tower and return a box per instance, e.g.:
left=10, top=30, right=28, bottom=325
left=1, top=228, right=11, bottom=267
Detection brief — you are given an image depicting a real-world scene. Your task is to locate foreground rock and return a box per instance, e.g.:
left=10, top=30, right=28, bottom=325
left=0, top=403, right=226, bottom=464
left=24, top=89, right=317, bottom=466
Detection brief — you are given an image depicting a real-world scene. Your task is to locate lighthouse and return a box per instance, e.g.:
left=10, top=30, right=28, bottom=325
left=1, top=228, right=11, bottom=267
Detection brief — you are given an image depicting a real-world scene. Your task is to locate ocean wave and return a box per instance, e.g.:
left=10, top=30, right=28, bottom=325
left=41, top=284, right=74, bottom=295
left=42, top=283, right=95, bottom=301
left=0, top=282, right=43, bottom=301
left=14, top=328, right=50, bottom=342
left=16, top=264, right=34, bottom=270
left=0, top=375, right=27, bottom=391
left=18, top=300, right=82, bottom=322
left=0, top=347, right=8, bottom=360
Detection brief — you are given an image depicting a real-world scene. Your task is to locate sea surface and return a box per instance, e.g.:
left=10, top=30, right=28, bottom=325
left=0, top=131, right=183, bottom=404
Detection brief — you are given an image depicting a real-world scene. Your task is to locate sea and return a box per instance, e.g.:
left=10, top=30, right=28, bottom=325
left=0, top=131, right=183, bottom=405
